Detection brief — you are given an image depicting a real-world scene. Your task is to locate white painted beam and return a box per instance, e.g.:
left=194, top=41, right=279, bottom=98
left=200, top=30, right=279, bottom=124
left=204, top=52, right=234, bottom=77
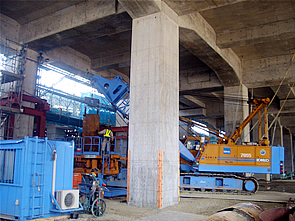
left=217, top=19, right=295, bottom=49
left=20, top=1, right=121, bottom=43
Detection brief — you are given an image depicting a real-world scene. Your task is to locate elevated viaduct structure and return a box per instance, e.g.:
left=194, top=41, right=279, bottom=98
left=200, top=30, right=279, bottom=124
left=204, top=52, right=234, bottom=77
left=1, top=0, right=295, bottom=208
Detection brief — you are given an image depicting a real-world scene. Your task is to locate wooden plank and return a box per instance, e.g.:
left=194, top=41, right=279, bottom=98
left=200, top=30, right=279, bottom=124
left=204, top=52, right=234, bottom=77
left=157, top=150, right=163, bottom=208
left=1, top=70, right=24, bottom=83
left=32, top=215, right=70, bottom=220
left=127, top=150, right=130, bottom=202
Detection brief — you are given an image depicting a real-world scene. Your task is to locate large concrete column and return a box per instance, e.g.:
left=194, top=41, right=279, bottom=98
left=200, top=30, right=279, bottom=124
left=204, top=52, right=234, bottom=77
left=224, top=84, right=249, bottom=144
left=128, top=11, right=179, bottom=208
left=13, top=50, right=37, bottom=139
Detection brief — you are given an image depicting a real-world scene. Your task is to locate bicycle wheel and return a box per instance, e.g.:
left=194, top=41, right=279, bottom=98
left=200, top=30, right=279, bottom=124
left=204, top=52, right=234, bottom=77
left=91, top=198, right=106, bottom=217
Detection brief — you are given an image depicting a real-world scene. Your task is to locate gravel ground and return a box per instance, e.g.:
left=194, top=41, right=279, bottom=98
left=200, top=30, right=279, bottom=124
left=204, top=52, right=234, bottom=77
left=68, top=196, right=285, bottom=221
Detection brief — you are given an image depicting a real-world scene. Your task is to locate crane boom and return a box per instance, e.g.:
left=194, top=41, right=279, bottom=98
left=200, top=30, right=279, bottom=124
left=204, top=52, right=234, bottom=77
left=227, top=97, right=270, bottom=145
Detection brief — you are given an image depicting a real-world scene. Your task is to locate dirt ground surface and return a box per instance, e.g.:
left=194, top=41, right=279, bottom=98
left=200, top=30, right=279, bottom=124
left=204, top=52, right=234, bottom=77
left=63, top=179, right=295, bottom=221
left=71, top=196, right=286, bottom=221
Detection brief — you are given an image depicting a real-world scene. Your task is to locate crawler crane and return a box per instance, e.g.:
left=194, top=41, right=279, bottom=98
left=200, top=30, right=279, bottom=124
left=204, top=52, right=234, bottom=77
left=179, top=98, right=284, bottom=193
left=91, top=75, right=284, bottom=194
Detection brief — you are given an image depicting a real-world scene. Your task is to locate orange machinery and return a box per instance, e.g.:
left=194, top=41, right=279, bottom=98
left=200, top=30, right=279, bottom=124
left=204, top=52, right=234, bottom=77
left=73, top=114, right=128, bottom=177
left=179, top=98, right=284, bottom=193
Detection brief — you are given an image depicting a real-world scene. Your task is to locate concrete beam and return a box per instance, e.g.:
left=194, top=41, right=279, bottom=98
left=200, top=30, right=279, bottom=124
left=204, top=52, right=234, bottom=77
left=179, top=108, right=206, bottom=117
left=164, top=0, right=247, bottom=16
left=26, top=12, right=132, bottom=52
left=270, top=85, right=295, bottom=100
left=20, top=0, right=122, bottom=43
left=280, top=99, right=295, bottom=113
left=183, top=95, right=206, bottom=108
left=279, top=115, right=295, bottom=127
left=45, top=47, right=92, bottom=75
left=179, top=12, right=241, bottom=87
left=91, top=51, right=130, bottom=70
left=205, top=101, right=224, bottom=118
left=44, top=46, right=127, bottom=82
left=118, top=0, right=161, bottom=19
left=0, top=13, right=20, bottom=44
left=179, top=70, right=222, bottom=91
left=119, top=0, right=177, bottom=23
left=217, top=18, right=295, bottom=49
left=243, top=54, right=295, bottom=88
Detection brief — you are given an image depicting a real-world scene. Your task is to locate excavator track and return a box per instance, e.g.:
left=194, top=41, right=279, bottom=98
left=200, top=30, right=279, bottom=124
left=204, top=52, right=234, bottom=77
left=180, top=173, right=259, bottom=195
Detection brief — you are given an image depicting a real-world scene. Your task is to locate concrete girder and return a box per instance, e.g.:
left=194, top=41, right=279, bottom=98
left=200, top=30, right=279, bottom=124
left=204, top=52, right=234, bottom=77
left=179, top=108, right=206, bottom=117
left=91, top=51, right=130, bottom=71
left=164, top=0, right=247, bottom=16
left=26, top=12, right=132, bottom=52
left=44, top=47, right=93, bottom=75
left=183, top=95, right=206, bottom=108
left=119, top=0, right=177, bottom=22
left=179, top=12, right=241, bottom=87
left=280, top=99, right=295, bottom=113
left=118, top=0, right=161, bottom=19
left=0, top=14, right=20, bottom=44
left=20, top=0, right=124, bottom=44
left=243, top=54, right=295, bottom=88
left=217, top=18, right=295, bottom=49
left=270, top=85, right=295, bottom=100
left=278, top=115, right=295, bottom=127
left=43, top=46, right=128, bottom=82
left=179, top=70, right=222, bottom=92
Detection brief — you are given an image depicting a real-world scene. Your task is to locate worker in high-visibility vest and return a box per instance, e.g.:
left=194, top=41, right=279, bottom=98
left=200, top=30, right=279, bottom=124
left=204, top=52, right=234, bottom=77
left=97, top=128, right=114, bottom=153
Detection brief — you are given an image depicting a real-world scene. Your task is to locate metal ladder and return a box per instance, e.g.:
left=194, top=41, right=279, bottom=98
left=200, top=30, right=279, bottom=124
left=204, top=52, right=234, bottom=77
left=29, top=137, right=46, bottom=219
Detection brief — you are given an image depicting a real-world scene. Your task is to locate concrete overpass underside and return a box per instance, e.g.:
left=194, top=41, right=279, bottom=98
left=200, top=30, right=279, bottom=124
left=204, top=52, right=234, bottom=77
left=1, top=0, right=295, bottom=208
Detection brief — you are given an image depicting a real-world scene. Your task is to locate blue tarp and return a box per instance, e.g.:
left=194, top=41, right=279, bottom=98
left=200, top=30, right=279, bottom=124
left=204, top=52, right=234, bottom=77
left=80, top=93, right=116, bottom=126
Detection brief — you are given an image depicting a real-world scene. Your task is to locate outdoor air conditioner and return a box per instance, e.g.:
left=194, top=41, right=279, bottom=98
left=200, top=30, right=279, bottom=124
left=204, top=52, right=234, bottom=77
left=56, top=189, right=79, bottom=210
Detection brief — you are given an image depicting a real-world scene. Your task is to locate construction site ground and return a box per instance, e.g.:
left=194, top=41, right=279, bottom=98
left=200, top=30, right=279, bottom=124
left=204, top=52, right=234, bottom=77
left=58, top=179, right=295, bottom=221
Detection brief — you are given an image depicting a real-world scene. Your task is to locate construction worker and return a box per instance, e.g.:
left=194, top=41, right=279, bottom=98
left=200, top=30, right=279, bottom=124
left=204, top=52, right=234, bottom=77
left=97, top=128, right=113, bottom=153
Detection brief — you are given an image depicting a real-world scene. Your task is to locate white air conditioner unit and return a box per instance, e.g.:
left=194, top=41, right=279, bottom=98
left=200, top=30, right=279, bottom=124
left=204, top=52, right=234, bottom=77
left=56, top=189, right=79, bottom=210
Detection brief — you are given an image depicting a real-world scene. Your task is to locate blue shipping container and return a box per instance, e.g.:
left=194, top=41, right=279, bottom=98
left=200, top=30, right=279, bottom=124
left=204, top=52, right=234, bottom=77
left=0, top=137, right=79, bottom=220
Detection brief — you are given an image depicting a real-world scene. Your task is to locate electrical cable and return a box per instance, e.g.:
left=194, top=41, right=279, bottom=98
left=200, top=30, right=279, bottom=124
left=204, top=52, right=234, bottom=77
left=17, top=173, right=40, bottom=210
left=268, top=53, right=295, bottom=107
left=268, top=83, right=295, bottom=130
left=243, top=53, right=295, bottom=141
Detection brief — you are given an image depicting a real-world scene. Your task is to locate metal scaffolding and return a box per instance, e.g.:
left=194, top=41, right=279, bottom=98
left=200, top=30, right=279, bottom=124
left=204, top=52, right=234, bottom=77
left=0, top=39, right=27, bottom=140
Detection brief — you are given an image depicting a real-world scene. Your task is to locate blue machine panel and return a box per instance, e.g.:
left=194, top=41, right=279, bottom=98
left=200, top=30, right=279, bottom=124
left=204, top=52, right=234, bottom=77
left=271, top=145, right=284, bottom=174
left=0, top=137, right=78, bottom=220
left=180, top=175, right=243, bottom=190
left=198, top=165, right=272, bottom=174
left=179, top=140, right=195, bottom=162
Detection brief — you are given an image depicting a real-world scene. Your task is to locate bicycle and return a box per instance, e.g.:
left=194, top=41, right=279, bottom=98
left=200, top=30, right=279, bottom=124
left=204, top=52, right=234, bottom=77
left=78, top=173, right=107, bottom=217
